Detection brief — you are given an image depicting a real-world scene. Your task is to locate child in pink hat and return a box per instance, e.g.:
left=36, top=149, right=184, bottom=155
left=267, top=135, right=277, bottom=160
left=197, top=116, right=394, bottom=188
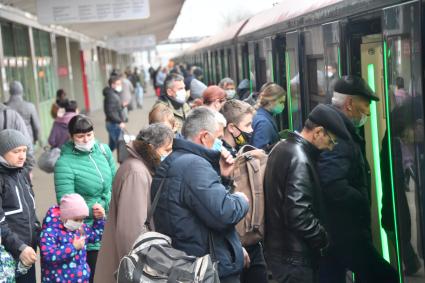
left=39, top=194, right=105, bottom=283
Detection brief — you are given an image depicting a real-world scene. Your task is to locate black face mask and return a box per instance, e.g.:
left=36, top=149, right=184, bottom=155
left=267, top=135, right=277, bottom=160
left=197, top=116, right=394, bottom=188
left=232, top=125, right=253, bottom=147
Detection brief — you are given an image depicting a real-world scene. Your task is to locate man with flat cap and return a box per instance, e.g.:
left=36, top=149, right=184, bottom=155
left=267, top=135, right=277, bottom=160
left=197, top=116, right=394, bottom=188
left=264, top=104, right=350, bottom=283
left=318, top=75, right=398, bottom=283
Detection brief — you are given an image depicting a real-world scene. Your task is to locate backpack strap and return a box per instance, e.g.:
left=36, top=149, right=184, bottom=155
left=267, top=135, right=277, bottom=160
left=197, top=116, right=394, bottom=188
left=246, top=156, right=262, bottom=231
left=144, top=178, right=165, bottom=231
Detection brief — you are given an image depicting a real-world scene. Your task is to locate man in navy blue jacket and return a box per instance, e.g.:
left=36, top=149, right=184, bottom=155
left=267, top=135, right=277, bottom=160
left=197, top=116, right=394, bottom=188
left=151, top=106, right=249, bottom=282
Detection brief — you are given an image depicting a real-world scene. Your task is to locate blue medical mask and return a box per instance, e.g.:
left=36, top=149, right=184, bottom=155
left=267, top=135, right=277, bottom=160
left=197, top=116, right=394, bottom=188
left=212, top=138, right=223, bottom=152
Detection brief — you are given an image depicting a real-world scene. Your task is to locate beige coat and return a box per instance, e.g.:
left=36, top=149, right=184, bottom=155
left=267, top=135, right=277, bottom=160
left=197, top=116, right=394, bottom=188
left=94, top=143, right=153, bottom=283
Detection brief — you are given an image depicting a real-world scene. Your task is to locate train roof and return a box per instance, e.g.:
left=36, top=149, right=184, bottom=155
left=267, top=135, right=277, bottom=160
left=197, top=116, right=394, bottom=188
left=238, top=0, right=342, bottom=37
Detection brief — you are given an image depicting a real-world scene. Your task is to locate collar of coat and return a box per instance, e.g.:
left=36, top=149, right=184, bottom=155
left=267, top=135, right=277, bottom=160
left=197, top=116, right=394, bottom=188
left=172, top=138, right=221, bottom=172
left=288, top=131, right=322, bottom=160
left=329, top=105, right=364, bottom=144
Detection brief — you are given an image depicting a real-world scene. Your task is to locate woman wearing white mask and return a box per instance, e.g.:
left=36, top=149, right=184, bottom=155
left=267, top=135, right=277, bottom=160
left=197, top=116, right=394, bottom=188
left=94, top=123, right=173, bottom=283
left=54, top=114, right=116, bottom=283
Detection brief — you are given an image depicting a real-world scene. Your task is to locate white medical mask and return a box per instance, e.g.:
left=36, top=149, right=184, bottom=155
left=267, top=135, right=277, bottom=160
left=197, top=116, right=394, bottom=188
left=225, top=90, right=236, bottom=99
left=327, top=71, right=334, bottom=78
left=175, top=89, right=187, bottom=104
left=74, top=139, right=95, bottom=152
left=160, top=154, right=169, bottom=162
left=64, top=219, right=83, bottom=231
left=353, top=113, right=368, bottom=128
left=115, top=85, right=123, bottom=93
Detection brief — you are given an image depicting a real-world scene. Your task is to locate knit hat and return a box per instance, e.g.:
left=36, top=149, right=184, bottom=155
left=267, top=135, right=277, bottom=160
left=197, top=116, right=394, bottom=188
left=9, top=81, right=24, bottom=96
left=0, top=129, right=30, bottom=157
left=60, top=194, right=89, bottom=220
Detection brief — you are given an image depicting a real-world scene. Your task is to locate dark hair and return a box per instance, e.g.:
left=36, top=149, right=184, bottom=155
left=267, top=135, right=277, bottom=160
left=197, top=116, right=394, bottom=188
left=64, top=100, right=78, bottom=113
left=132, top=123, right=174, bottom=173
left=56, top=89, right=66, bottom=99
left=68, top=115, right=94, bottom=135
left=108, top=75, right=121, bottom=87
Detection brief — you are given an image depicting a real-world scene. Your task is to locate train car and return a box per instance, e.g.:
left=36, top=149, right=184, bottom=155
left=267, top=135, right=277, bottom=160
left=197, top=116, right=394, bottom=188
left=176, top=0, right=425, bottom=282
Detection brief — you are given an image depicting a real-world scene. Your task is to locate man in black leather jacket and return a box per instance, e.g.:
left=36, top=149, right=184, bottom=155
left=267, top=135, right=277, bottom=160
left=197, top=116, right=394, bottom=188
left=264, top=104, right=350, bottom=283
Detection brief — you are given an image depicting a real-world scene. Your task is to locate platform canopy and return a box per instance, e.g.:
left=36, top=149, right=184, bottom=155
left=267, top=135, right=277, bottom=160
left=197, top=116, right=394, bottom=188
left=0, top=0, right=185, bottom=43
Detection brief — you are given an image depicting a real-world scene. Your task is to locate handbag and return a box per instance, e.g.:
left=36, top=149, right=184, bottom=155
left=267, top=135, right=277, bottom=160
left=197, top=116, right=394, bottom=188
left=117, top=129, right=135, bottom=164
left=0, top=245, right=15, bottom=283
left=37, top=146, right=61, bottom=173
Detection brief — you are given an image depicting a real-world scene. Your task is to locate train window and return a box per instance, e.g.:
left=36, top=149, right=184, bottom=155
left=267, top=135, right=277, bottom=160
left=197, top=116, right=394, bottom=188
left=303, top=26, right=325, bottom=111
left=254, top=41, right=267, bottom=91
left=382, top=2, right=425, bottom=281
left=1, top=22, right=36, bottom=104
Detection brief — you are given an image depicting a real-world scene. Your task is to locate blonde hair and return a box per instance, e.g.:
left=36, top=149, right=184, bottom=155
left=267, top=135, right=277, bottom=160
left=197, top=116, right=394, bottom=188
left=149, top=103, right=176, bottom=126
left=256, top=83, right=286, bottom=109
left=220, top=100, right=255, bottom=126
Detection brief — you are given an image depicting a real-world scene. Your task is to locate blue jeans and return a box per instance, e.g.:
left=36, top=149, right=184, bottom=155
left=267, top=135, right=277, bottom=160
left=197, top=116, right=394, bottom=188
left=106, top=122, right=121, bottom=151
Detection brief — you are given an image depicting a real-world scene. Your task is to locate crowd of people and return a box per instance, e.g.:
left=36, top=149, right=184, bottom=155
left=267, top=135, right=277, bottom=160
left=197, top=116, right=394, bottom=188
left=0, top=63, right=405, bottom=283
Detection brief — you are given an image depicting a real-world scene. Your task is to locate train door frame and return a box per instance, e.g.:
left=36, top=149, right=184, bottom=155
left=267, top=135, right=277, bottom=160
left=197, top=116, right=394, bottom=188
left=271, top=34, right=289, bottom=131
left=285, top=30, right=305, bottom=131
left=381, top=1, right=425, bottom=282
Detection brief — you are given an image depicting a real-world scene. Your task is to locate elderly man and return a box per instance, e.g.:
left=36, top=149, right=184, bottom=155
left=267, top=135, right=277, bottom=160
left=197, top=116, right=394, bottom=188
left=265, top=104, right=350, bottom=283
left=317, top=76, right=398, bottom=283
left=6, top=81, right=41, bottom=144
left=156, top=73, right=191, bottom=132
left=219, top=77, right=236, bottom=100
left=151, top=106, right=249, bottom=283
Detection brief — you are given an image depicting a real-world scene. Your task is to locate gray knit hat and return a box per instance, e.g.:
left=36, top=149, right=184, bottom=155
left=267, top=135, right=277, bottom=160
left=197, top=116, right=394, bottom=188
left=190, top=79, right=207, bottom=99
left=0, top=129, right=30, bottom=156
left=9, top=81, right=24, bottom=96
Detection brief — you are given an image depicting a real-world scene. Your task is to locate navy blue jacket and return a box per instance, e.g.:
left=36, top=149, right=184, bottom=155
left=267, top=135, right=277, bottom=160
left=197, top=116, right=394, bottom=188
left=317, top=106, right=372, bottom=247
left=251, top=107, right=280, bottom=151
left=151, top=138, right=249, bottom=278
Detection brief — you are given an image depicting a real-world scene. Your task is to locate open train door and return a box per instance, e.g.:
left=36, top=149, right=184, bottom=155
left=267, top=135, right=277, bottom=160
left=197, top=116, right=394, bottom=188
left=322, top=21, right=342, bottom=100
left=381, top=1, right=425, bottom=281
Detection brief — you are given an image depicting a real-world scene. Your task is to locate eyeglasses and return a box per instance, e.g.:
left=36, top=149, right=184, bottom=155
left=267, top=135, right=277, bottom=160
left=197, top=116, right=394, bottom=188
left=326, top=132, right=338, bottom=146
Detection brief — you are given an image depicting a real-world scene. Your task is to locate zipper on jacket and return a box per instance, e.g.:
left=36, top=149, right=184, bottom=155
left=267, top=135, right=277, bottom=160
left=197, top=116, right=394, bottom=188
left=89, top=154, right=105, bottom=183
left=17, top=185, right=33, bottom=245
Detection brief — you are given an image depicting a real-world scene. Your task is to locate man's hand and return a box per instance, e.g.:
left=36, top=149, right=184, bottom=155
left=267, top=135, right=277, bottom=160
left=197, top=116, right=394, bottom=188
left=19, top=246, right=37, bottom=266
left=219, top=148, right=234, bottom=177
left=119, top=122, right=126, bottom=129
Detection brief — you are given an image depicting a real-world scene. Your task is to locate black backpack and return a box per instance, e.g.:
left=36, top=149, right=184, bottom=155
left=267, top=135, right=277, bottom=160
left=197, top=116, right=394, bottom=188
left=115, top=179, right=220, bottom=283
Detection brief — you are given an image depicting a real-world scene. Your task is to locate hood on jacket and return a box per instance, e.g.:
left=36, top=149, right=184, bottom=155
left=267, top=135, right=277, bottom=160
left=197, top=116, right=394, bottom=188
left=42, top=206, right=64, bottom=230
left=190, top=79, right=207, bottom=99
left=55, top=112, right=77, bottom=124
left=103, top=86, right=117, bottom=97
left=237, top=79, right=250, bottom=91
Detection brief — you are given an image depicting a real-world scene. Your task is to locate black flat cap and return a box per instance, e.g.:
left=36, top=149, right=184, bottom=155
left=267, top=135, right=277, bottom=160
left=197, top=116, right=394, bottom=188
left=334, top=75, right=379, bottom=101
left=308, top=104, right=350, bottom=140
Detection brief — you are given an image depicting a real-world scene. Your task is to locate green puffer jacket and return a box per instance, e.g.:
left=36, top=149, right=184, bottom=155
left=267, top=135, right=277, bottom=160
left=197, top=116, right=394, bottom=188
left=54, top=140, right=116, bottom=251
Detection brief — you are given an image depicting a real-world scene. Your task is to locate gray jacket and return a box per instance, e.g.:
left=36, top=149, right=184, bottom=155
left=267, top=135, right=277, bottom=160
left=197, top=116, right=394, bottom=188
left=0, top=104, right=35, bottom=168
left=6, top=95, right=41, bottom=143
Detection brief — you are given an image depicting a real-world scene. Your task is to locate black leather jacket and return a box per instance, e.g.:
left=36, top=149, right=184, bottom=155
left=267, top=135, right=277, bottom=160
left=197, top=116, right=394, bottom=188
left=264, top=132, right=328, bottom=264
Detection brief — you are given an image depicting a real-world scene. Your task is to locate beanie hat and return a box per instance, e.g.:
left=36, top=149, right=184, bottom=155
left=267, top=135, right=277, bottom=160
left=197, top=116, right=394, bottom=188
left=9, top=81, right=24, bottom=96
left=0, top=129, right=30, bottom=157
left=60, top=194, right=89, bottom=220
left=190, top=79, right=207, bottom=99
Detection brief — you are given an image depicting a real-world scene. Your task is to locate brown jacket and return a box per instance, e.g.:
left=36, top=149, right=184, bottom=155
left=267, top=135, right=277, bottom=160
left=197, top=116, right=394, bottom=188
left=94, top=142, right=153, bottom=283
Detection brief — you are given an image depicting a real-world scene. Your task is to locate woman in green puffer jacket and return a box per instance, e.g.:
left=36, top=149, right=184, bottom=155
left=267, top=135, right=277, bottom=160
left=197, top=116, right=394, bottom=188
left=53, top=115, right=116, bottom=283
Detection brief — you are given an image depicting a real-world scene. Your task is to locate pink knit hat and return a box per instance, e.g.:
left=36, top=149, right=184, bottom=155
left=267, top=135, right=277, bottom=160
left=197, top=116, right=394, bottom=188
left=60, top=194, right=89, bottom=220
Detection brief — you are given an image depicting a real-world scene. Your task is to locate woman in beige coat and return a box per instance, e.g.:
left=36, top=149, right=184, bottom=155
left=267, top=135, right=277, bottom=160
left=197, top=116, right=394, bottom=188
left=94, top=123, right=174, bottom=283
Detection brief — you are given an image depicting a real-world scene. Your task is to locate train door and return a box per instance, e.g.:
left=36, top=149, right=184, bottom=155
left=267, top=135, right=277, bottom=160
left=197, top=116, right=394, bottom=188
left=285, top=31, right=304, bottom=131
left=322, top=21, right=342, bottom=98
left=381, top=1, right=425, bottom=282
